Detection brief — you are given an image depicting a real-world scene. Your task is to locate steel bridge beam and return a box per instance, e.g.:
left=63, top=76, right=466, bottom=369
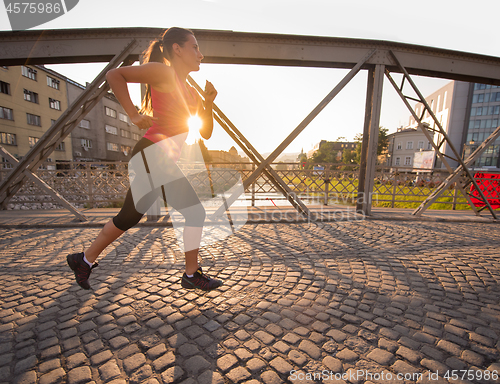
left=0, top=39, right=138, bottom=219
left=2, top=28, right=500, bottom=218
left=1, top=28, right=500, bottom=85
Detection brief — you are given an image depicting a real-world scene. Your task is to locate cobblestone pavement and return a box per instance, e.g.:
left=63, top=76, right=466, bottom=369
left=1, top=220, right=500, bottom=384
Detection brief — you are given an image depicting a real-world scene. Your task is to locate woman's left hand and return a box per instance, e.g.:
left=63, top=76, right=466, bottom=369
left=204, top=81, right=217, bottom=104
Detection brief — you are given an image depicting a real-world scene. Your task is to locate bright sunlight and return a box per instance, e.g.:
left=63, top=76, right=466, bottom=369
left=186, top=115, right=202, bottom=145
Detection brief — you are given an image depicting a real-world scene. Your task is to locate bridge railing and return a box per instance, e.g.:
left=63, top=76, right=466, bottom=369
left=0, top=161, right=497, bottom=210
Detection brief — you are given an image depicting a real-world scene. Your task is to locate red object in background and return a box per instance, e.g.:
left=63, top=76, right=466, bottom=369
left=470, top=172, right=500, bottom=209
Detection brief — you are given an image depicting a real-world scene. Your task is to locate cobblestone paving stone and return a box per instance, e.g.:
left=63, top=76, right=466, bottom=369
left=1, top=220, right=500, bottom=384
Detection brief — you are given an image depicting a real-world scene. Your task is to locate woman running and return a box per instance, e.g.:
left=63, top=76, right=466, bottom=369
left=67, top=27, right=222, bottom=291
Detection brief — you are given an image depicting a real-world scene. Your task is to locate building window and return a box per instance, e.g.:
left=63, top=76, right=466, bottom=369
left=21, top=66, right=37, bottom=80
left=24, top=89, right=39, bottom=103
left=49, top=98, right=61, bottom=110
left=105, top=125, right=118, bottom=135
left=396, top=142, right=402, bottom=150
left=0, top=106, right=14, bottom=120
left=491, top=92, right=500, bottom=102
left=489, top=106, right=500, bottom=115
left=395, top=157, right=401, bottom=166
left=121, top=145, right=131, bottom=155
left=405, top=156, right=412, bottom=166
left=132, top=133, right=141, bottom=141
left=107, top=142, right=119, bottom=152
left=27, top=113, right=41, bottom=126
left=79, top=119, right=90, bottom=129
left=0, top=81, right=10, bottom=95
left=1, top=157, right=13, bottom=169
left=427, top=142, right=433, bottom=150
left=105, top=107, right=117, bottom=118
left=0, top=132, right=16, bottom=145
left=475, top=106, right=489, bottom=116
left=418, top=141, right=424, bottom=149
left=119, top=113, right=129, bottom=124
left=120, top=129, right=131, bottom=138
left=55, top=142, right=65, bottom=151
left=47, top=76, right=60, bottom=90
left=406, top=141, right=413, bottom=150
left=29, top=137, right=39, bottom=148
left=81, top=139, right=92, bottom=148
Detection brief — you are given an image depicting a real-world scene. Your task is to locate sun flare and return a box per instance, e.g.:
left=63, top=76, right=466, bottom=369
left=186, top=115, right=202, bottom=144
left=188, top=115, right=202, bottom=132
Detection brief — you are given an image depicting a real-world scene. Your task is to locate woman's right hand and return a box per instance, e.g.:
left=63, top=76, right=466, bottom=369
left=131, top=114, right=159, bottom=130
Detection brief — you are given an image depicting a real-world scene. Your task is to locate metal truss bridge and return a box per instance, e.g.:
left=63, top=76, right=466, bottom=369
left=1, top=28, right=499, bottom=220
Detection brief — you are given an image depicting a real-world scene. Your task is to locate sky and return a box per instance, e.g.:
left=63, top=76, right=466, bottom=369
left=2, top=0, right=499, bottom=155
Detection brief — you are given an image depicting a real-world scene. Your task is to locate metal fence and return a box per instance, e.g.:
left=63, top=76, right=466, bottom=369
left=1, top=161, right=498, bottom=210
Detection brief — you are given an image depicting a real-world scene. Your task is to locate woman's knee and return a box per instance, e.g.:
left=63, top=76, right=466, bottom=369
left=183, top=203, right=206, bottom=227
left=112, top=213, right=141, bottom=232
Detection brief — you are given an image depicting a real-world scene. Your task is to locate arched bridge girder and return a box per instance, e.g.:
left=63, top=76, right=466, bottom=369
left=1, top=27, right=499, bottom=220
left=1, top=27, right=500, bottom=86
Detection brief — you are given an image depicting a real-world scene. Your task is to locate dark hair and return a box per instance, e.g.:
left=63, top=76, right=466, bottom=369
left=140, top=27, right=194, bottom=115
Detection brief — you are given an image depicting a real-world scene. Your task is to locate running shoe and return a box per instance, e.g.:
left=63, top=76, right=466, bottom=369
left=181, top=267, right=223, bottom=291
left=67, top=252, right=98, bottom=290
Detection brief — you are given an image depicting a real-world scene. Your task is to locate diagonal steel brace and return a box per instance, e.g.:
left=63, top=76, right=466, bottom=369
left=412, top=125, right=500, bottom=216
left=188, top=77, right=313, bottom=219
left=0, top=146, right=87, bottom=221
left=202, top=49, right=377, bottom=218
left=385, top=50, right=497, bottom=219
left=0, top=39, right=138, bottom=212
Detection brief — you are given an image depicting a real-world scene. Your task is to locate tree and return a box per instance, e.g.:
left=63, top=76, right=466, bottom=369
left=377, top=127, right=389, bottom=155
left=310, top=142, right=339, bottom=164
left=352, top=127, right=389, bottom=164
left=342, top=149, right=357, bottom=164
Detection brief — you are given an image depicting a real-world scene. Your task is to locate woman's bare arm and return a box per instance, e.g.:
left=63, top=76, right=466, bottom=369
left=199, top=81, right=217, bottom=140
left=106, top=63, right=174, bottom=129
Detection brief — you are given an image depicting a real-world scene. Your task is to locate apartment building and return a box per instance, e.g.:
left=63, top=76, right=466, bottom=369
left=0, top=65, right=72, bottom=167
left=386, top=127, right=434, bottom=168
left=463, top=83, right=500, bottom=168
left=408, top=81, right=470, bottom=169
left=0, top=65, right=142, bottom=167
left=405, top=80, right=500, bottom=170
left=67, top=81, right=142, bottom=162
left=308, top=140, right=357, bottom=160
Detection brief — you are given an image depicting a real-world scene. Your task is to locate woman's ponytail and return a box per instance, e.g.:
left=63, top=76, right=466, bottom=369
left=139, top=40, right=166, bottom=115
left=143, top=40, right=167, bottom=65
left=139, top=28, right=194, bottom=115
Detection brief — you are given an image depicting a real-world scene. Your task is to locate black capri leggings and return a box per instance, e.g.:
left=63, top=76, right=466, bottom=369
left=113, top=137, right=206, bottom=231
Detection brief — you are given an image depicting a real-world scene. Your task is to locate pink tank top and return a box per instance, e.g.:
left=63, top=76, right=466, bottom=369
left=143, top=77, right=199, bottom=143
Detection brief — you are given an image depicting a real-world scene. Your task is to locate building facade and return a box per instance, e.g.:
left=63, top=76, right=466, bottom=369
left=308, top=140, right=357, bottom=161
left=405, top=80, right=500, bottom=170
left=208, top=146, right=250, bottom=169
left=0, top=65, right=142, bottom=167
left=408, top=81, right=470, bottom=169
left=386, top=127, right=433, bottom=169
left=0, top=65, right=72, bottom=167
left=462, top=83, right=500, bottom=168
left=68, top=80, right=142, bottom=162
